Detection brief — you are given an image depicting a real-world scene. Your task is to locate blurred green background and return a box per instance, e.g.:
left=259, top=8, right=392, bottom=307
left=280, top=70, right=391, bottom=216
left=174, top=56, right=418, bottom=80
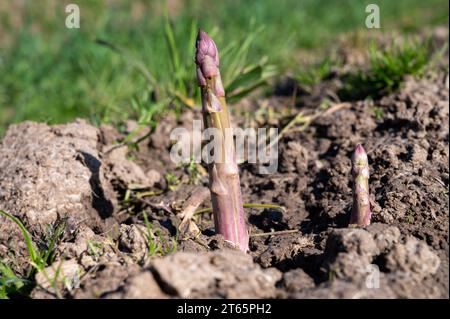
left=0, top=0, right=448, bottom=135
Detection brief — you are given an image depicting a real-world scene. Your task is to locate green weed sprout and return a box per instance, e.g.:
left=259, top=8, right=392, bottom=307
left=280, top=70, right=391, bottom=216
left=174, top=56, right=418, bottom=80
left=0, top=210, right=65, bottom=297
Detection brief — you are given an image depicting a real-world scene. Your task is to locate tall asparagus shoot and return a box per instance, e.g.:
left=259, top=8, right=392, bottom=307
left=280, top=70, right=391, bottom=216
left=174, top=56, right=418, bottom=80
left=350, top=144, right=371, bottom=227
left=195, top=30, right=249, bottom=252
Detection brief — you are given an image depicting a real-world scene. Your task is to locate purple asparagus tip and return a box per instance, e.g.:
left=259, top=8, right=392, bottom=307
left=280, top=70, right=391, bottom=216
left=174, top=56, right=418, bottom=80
left=196, top=30, right=219, bottom=65
left=195, top=30, right=220, bottom=82
left=353, top=144, right=367, bottom=158
left=355, top=143, right=364, bottom=153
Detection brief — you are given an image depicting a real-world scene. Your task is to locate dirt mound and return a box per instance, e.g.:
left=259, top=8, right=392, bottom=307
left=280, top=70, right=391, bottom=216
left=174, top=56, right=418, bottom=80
left=32, top=249, right=281, bottom=299
left=0, top=120, right=112, bottom=231
left=0, top=120, right=154, bottom=273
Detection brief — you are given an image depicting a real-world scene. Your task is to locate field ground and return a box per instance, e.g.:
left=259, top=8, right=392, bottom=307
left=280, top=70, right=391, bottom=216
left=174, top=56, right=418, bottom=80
left=0, top=1, right=448, bottom=299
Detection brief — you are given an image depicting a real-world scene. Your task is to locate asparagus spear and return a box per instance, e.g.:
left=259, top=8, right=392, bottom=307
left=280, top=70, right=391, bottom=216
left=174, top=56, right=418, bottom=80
left=195, top=30, right=249, bottom=252
left=350, top=144, right=372, bottom=227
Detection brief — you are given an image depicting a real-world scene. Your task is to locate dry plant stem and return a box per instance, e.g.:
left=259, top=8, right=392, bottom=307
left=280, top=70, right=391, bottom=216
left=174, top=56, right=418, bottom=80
left=350, top=144, right=371, bottom=226
left=178, top=186, right=209, bottom=232
left=269, top=102, right=351, bottom=150
left=140, top=199, right=173, bottom=214
left=195, top=30, right=249, bottom=252
left=179, top=187, right=210, bottom=220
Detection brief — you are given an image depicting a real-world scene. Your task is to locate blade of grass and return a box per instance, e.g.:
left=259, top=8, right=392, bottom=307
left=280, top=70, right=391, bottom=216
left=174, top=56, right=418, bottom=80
left=95, top=38, right=158, bottom=90
left=0, top=210, right=38, bottom=264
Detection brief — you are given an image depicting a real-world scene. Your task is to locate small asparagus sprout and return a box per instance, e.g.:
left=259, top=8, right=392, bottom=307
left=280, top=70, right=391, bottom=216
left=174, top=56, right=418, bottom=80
left=195, top=30, right=249, bottom=252
left=350, top=144, right=372, bottom=226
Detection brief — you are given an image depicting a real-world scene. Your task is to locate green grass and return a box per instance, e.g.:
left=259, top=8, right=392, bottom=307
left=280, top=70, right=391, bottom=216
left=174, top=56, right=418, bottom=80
left=372, top=106, right=385, bottom=120
left=142, top=212, right=177, bottom=257
left=338, top=38, right=441, bottom=100
left=0, top=0, right=448, bottom=135
left=294, top=57, right=341, bottom=89
left=0, top=262, right=28, bottom=299
left=0, top=210, right=65, bottom=298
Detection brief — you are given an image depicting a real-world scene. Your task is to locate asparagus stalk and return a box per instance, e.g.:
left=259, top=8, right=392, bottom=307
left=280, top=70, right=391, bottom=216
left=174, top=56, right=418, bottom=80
left=350, top=144, right=371, bottom=226
left=195, top=30, right=249, bottom=252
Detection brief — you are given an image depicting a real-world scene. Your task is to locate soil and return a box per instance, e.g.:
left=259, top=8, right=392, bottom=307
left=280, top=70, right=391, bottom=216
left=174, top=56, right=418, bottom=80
left=0, top=31, right=448, bottom=299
